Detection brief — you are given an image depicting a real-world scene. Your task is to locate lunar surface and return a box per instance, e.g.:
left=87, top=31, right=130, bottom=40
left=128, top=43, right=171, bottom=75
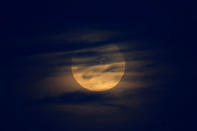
left=71, top=44, right=125, bottom=91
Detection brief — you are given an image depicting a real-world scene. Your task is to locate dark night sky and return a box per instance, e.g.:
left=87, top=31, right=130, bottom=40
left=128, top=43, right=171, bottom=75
left=1, top=1, right=196, bottom=131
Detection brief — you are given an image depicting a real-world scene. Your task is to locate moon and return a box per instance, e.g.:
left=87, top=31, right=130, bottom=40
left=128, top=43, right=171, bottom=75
left=71, top=44, right=125, bottom=91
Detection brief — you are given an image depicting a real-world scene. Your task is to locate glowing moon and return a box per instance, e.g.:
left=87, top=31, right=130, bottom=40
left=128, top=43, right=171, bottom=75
left=71, top=45, right=125, bottom=91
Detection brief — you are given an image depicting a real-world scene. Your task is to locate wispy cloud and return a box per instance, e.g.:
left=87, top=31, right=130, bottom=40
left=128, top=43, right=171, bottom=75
left=65, top=30, right=118, bottom=43
left=38, top=29, right=119, bottom=44
left=19, top=28, right=171, bottom=102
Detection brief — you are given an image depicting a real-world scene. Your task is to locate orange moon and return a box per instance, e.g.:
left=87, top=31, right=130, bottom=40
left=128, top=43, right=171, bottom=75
left=71, top=45, right=125, bottom=91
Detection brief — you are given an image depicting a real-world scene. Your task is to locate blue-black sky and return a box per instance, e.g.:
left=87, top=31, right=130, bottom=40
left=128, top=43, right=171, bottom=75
left=1, top=1, right=196, bottom=131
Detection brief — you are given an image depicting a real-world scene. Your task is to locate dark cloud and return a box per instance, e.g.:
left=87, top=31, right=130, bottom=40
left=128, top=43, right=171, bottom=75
left=82, top=74, right=94, bottom=80
left=30, top=92, right=106, bottom=105
left=103, top=64, right=123, bottom=72
left=64, top=30, right=118, bottom=43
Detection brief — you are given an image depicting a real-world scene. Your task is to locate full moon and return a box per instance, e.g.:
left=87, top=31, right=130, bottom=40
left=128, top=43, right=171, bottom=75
left=71, top=44, right=125, bottom=91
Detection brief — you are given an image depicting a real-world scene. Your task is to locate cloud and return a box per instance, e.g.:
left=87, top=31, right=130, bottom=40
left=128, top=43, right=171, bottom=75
left=37, top=29, right=119, bottom=45
left=65, top=30, right=118, bottom=43
left=72, top=44, right=126, bottom=67
left=30, top=92, right=106, bottom=105
left=23, top=43, right=162, bottom=99
left=27, top=90, right=143, bottom=115
left=18, top=28, right=171, bottom=101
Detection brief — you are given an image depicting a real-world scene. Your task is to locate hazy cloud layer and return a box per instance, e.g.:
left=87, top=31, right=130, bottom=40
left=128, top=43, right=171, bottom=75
left=13, top=28, right=173, bottom=103
left=16, top=28, right=172, bottom=100
left=35, top=29, right=119, bottom=45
